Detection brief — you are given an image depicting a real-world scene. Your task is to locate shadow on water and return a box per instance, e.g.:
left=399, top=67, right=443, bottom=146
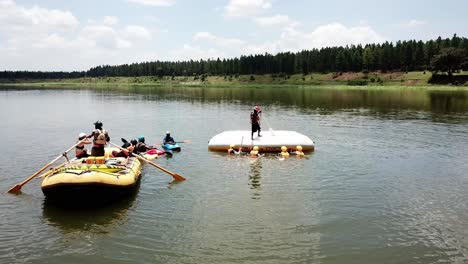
left=41, top=184, right=139, bottom=233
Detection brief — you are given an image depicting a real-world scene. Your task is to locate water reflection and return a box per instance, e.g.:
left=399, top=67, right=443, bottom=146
left=429, top=91, right=468, bottom=113
left=42, top=188, right=138, bottom=234
left=4, top=86, right=468, bottom=114
left=112, top=86, right=468, bottom=114
left=248, top=158, right=262, bottom=199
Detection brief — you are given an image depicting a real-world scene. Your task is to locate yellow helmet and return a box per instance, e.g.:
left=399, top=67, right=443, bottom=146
left=253, top=146, right=259, bottom=151
left=296, top=145, right=303, bottom=151
left=230, top=144, right=235, bottom=148
left=281, top=146, right=287, bottom=151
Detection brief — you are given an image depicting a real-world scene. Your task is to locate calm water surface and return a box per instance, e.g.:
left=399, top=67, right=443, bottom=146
left=1, top=86, right=468, bottom=264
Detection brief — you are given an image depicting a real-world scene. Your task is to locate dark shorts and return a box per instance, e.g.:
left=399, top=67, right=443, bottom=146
left=76, top=151, right=89, bottom=159
left=112, top=150, right=129, bottom=158
left=252, top=123, right=261, bottom=133
left=91, top=146, right=105, bottom=157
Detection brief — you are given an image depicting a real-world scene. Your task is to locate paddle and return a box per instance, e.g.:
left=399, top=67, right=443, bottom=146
left=237, top=136, right=244, bottom=155
left=175, top=140, right=192, bottom=143
left=262, top=113, right=275, bottom=136
left=110, top=142, right=186, bottom=181
left=157, top=140, right=191, bottom=145
left=7, top=139, right=85, bottom=193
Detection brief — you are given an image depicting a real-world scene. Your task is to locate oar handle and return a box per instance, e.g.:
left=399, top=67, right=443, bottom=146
left=238, top=136, right=244, bottom=153
left=110, top=142, right=186, bottom=181
left=7, top=139, right=85, bottom=193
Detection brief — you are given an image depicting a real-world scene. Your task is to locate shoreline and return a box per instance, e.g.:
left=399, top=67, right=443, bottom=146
left=1, top=72, right=467, bottom=90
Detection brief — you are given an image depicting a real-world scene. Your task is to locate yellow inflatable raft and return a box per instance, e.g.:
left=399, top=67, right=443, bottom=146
left=41, top=148, right=150, bottom=205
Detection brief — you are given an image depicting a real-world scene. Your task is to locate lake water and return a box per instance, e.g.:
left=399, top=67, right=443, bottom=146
left=1, top=86, right=468, bottom=264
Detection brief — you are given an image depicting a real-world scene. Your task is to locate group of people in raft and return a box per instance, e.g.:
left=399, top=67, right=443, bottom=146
left=75, top=121, right=176, bottom=159
left=227, top=105, right=306, bottom=158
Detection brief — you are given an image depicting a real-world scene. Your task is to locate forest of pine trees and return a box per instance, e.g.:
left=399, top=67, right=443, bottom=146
left=1, top=35, right=467, bottom=80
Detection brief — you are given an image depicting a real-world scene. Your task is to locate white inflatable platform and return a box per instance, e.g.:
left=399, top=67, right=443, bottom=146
left=208, top=130, right=315, bottom=152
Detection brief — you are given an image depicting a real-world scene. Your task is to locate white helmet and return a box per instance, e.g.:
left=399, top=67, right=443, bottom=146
left=166, top=131, right=171, bottom=134
left=79, top=132, right=86, bottom=138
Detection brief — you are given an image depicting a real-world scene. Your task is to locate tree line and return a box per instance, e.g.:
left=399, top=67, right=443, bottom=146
left=1, top=34, right=467, bottom=80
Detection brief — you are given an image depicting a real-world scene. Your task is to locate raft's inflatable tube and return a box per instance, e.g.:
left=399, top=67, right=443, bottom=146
left=41, top=156, right=142, bottom=204
left=208, top=130, right=315, bottom=152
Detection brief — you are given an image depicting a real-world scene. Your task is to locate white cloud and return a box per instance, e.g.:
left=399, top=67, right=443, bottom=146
left=207, top=22, right=384, bottom=57
left=169, top=44, right=225, bottom=61
left=359, top=20, right=369, bottom=26
left=407, top=19, right=428, bottom=27
left=127, top=0, right=175, bottom=7
left=193, top=32, right=216, bottom=41
left=173, top=22, right=385, bottom=61
left=193, top=32, right=245, bottom=48
left=0, top=1, right=155, bottom=71
left=254, top=14, right=295, bottom=27
left=79, top=25, right=131, bottom=49
left=0, top=0, right=78, bottom=33
left=32, top=33, right=69, bottom=49
left=224, top=0, right=271, bottom=17
left=122, top=25, right=152, bottom=41
left=273, top=22, right=385, bottom=52
left=307, top=23, right=384, bottom=47
left=165, top=22, right=385, bottom=60
left=103, top=16, right=118, bottom=26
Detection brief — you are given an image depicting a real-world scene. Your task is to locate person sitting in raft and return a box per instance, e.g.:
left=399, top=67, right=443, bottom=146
left=250, top=146, right=262, bottom=157
left=112, top=139, right=135, bottom=158
left=228, top=144, right=240, bottom=155
left=279, top=146, right=290, bottom=157
left=135, top=136, right=157, bottom=154
left=291, top=145, right=305, bottom=157
left=163, top=131, right=175, bottom=145
left=250, top=106, right=262, bottom=140
left=87, top=121, right=110, bottom=157
left=75, top=132, right=91, bottom=159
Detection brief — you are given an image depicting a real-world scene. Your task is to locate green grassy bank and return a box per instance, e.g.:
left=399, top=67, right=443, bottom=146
left=1, top=71, right=467, bottom=89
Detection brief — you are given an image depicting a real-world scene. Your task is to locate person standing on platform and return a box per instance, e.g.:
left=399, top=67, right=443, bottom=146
left=250, top=106, right=262, bottom=140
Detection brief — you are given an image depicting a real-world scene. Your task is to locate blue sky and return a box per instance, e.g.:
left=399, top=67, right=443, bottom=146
left=1, top=0, right=467, bottom=71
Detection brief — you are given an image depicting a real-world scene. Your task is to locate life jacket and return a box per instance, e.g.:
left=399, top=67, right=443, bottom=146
left=250, top=111, right=260, bottom=124
left=94, top=129, right=107, bottom=145
left=281, top=151, right=290, bottom=157
left=135, top=142, right=148, bottom=153
left=163, top=136, right=174, bottom=144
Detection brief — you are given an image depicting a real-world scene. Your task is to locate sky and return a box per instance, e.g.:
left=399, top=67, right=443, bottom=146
left=1, top=0, right=467, bottom=71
